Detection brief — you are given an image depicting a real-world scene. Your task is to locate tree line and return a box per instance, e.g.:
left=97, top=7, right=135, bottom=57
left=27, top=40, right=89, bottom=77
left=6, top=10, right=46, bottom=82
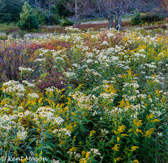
left=0, top=0, right=167, bottom=29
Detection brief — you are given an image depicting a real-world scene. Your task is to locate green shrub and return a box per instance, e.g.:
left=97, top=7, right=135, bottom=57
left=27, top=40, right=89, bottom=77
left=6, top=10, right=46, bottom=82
left=46, top=14, right=61, bottom=25
left=141, top=12, right=164, bottom=23
left=12, top=29, right=25, bottom=39
left=0, top=35, right=8, bottom=40
left=61, top=18, right=74, bottom=26
left=17, top=2, right=39, bottom=31
left=33, top=7, right=47, bottom=25
left=131, top=12, right=142, bottom=25
left=0, top=0, right=24, bottom=23
left=0, top=23, right=16, bottom=32
left=5, top=31, right=10, bottom=35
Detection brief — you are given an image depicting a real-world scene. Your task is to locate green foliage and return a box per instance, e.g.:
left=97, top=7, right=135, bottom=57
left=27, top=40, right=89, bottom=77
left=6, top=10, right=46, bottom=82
left=0, top=0, right=24, bottom=23
left=46, top=14, right=61, bottom=25
left=12, top=29, right=25, bottom=39
left=0, top=23, right=16, bottom=32
left=17, top=2, right=39, bottom=31
left=61, top=18, right=74, bottom=26
left=131, top=12, right=142, bottom=25
left=141, top=12, right=165, bottom=23
left=0, top=34, right=8, bottom=40
left=56, top=0, right=72, bottom=17
left=0, top=26, right=167, bottom=163
left=33, top=7, right=47, bottom=25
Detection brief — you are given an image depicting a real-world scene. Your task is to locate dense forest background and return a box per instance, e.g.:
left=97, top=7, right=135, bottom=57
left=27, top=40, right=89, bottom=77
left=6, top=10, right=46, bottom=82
left=0, top=0, right=167, bottom=27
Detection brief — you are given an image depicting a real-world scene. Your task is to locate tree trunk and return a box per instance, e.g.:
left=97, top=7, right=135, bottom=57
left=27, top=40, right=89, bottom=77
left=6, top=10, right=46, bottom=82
left=96, top=0, right=101, bottom=14
left=108, top=17, right=114, bottom=28
left=115, top=16, right=118, bottom=29
left=115, top=15, right=122, bottom=32
left=74, top=0, right=79, bottom=28
left=48, top=3, right=51, bottom=25
left=117, top=15, right=122, bottom=32
left=74, top=19, right=79, bottom=28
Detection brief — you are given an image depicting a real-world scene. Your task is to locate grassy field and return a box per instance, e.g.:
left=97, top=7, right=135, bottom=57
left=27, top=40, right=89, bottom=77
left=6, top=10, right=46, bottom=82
left=0, top=26, right=168, bottom=163
left=0, top=23, right=17, bottom=32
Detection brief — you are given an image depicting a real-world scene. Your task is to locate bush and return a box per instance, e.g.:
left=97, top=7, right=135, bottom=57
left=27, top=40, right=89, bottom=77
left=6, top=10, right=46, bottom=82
left=141, top=12, right=164, bottom=23
left=0, top=23, right=17, bottom=33
left=45, top=14, right=61, bottom=25
left=131, top=12, right=142, bottom=25
left=61, top=18, right=74, bottom=26
left=17, top=2, right=39, bottom=31
left=12, top=29, right=25, bottom=39
left=0, top=0, right=24, bottom=23
left=33, top=7, right=47, bottom=25
left=0, top=35, right=8, bottom=40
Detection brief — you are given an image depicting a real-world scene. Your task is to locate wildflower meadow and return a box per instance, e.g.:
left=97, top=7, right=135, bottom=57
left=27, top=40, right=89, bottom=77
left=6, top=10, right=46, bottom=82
left=0, top=27, right=168, bottom=163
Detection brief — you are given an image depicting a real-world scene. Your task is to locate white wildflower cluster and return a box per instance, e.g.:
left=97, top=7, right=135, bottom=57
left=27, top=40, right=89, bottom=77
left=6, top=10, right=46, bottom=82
left=55, top=57, right=64, bottom=62
left=67, top=151, right=81, bottom=160
left=27, top=93, right=39, bottom=99
left=101, top=41, right=109, bottom=46
left=18, top=67, right=34, bottom=72
left=64, top=72, right=76, bottom=78
left=52, top=128, right=71, bottom=137
left=22, top=80, right=35, bottom=87
left=35, top=107, right=64, bottom=125
left=99, top=92, right=117, bottom=102
left=34, top=58, right=46, bottom=62
left=70, top=91, right=98, bottom=110
left=17, top=131, right=27, bottom=140
left=0, top=114, right=25, bottom=134
left=90, top=148, right=101, bottom=156
left=2, top=80, right=25, bottom=94
left=101, top=129, right=109, bottom=135
left=65, top=26, right=81, bottom=32
left=45, top=86, right=59, bottom=92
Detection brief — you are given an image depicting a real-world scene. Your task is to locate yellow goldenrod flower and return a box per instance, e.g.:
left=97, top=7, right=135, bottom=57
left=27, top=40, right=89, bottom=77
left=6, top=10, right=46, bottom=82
left=147, top=114, right=154, bottom=119
left=114, top=157, right=123, bottom=162
left=112, top=144, right=120, bottom=151
left=117, top=137, right=120, bottom=142
left=90, top=130, right=96, bottom=137
left=69, top=147, right=77, bottom=151
left=71, top=112, right=76, bottom=116
left=118, top=98, right=125, bottom=107
left=114, top=130, right=118, bottom=134
left=144, top=128, right=155, bottom=138
left=155, top=89, right=160, bottom=97
left=136, top=128, right=143, bottom=135
left=82, top=150, right=85, bottom=156
left=133, top=119, right=143, bottom=127
left=21, top=158, right=27, bottom=163
left=85, top=151, right=90, bottom=158
left=151, top=119, right=160, bottom=123
left=131, top=146, right=139, bottom=151
left=133, top=159, right=139, bottom=163
left=127, top=68, right=132, bottom=77
left=121, top=134, right=128, bottom=137
left=43, top=120, right=47, bottom=124
left=144, top=103, right=148, bottom=107
left=117, top=125, right=126, bottom=133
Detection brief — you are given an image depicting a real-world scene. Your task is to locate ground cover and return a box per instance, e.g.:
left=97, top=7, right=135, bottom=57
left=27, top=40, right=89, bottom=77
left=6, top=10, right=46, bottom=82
left=0, top=27, right=168, bottom=163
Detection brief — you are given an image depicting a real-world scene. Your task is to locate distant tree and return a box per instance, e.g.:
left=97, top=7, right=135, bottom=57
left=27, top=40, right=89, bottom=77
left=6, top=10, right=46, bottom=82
left=131, top=11, right=142, bottom=26
left=96, top=0, right=136, bottom=29
left=45, top=0, right=55, bottom=25
left=17, top=2, right=39, bottom=31
left=56, top=0, right=71, bottom=17
left=160, top=0, right=168, bottom=12
left=0, top=0, right=24, bottom=23
left=67, top=0, right=95, bottom=26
